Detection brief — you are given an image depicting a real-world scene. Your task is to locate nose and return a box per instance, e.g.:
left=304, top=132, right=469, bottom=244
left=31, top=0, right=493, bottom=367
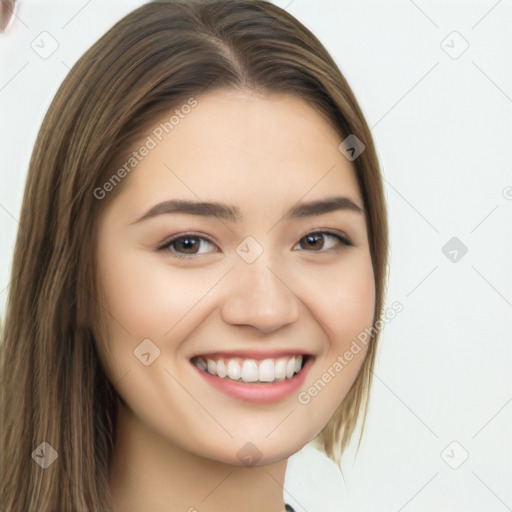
left=220, top=256, right=301, bottom=334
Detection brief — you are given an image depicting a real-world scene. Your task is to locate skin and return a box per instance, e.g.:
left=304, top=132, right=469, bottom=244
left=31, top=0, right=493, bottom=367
left=95, top=89, right=375, bottom=512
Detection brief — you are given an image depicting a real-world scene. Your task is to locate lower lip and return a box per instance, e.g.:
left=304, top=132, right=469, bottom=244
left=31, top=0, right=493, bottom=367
left=192, top=357, right=313, bottom=403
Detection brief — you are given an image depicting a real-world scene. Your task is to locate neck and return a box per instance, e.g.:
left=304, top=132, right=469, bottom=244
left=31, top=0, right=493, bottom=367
left=109, top=403, right=288, bottom=512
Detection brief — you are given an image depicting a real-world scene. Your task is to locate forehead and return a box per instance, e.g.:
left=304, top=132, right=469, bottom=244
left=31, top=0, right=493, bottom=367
left=109, top=89, right=362, bottom=217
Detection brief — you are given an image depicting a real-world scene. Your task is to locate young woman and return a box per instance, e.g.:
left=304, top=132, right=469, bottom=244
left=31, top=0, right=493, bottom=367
left=0, top=1, right=388, bottom=510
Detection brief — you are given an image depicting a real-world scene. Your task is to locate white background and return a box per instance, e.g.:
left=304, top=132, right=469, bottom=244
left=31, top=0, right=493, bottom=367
left=1, top=1, right=511, bottom=511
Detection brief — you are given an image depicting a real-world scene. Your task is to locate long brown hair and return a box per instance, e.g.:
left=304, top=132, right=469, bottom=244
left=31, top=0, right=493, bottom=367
left=0, top=1, right=388, bottom=510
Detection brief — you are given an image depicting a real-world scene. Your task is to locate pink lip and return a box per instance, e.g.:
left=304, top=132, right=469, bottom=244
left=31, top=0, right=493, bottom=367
left=191, top=356, right=313, bottom=403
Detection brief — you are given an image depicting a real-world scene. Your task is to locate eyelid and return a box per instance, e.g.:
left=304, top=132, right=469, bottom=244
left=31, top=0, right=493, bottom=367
left=155, top=231, right=218, bottom=257
left=292, top=229, right=353, bottom=251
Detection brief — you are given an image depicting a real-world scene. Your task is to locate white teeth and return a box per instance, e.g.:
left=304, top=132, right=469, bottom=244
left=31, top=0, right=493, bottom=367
left=227, top=359, right=241, bottom=380
left=286, top=358, right=295, bottom=379
left=241, top=359, right=259, bottom=382
left=274, top=358, right=287, bottom=381
left=216, top=359, right=227, bottom=378
left=194, top=355, right=306, bottom=383
left=207, top=359, right=217, bottom=376
left=258, top=358, right=275, bottom=382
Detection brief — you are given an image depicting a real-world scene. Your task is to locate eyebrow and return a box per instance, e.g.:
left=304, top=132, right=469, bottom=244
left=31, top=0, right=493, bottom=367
left=130, top=195, right=364, bottom=225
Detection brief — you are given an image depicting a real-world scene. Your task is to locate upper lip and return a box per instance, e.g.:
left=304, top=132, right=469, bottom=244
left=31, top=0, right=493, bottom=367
left=190, top=350, right=313, bottom=360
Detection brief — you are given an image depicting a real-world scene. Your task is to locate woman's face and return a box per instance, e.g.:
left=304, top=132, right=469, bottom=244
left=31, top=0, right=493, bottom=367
left=95, top=89, right=375, bottom=466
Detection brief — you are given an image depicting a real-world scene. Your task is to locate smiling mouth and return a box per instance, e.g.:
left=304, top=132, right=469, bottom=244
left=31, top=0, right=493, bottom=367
left=190, top=354, right=308, bottom=384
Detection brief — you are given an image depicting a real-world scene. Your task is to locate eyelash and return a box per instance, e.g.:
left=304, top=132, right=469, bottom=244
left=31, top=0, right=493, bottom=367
left=155, top=230, right=353, bottom=260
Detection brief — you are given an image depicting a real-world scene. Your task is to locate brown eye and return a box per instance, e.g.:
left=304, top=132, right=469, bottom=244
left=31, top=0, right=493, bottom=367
left=174, top=236, right=201, bottom=254
left=156, top=234, right=218, bottom=259
left=295, top=231, right=351, bottom=252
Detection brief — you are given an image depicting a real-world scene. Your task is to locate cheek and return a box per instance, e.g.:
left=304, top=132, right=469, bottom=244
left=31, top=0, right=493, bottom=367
left=97, top=244, right=217, bottom=340
left=300, top=252, right=376, bottom=345
left=290, top=254, right=375, bottom=434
